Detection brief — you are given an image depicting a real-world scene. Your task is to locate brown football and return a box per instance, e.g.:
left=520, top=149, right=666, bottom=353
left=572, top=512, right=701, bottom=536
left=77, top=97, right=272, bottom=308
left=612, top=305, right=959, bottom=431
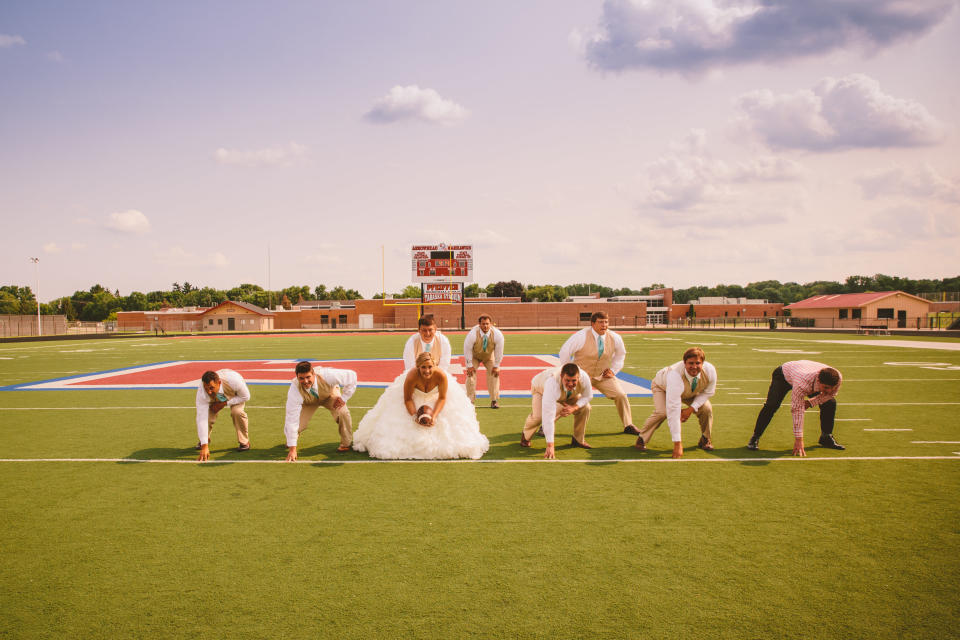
left=416, top=405, right=434, bottom=426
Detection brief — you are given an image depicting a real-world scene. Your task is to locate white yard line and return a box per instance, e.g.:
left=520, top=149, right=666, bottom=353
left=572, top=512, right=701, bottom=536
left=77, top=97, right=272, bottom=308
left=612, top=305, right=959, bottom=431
left=0, top=455, right=958, bottom=464
left=912, top=441, right=960, bottom=444
left=864, top=428, right=912, bottom=431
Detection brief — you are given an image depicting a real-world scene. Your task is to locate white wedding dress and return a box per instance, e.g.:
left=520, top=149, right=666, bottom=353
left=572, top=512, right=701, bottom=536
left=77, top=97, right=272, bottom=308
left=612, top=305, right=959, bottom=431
left=353, top=370, right=489, bottom=460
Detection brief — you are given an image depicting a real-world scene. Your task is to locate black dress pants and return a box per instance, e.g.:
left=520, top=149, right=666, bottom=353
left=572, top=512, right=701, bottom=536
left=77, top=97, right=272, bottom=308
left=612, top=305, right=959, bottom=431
left=752, top=366, right=836, bottom=438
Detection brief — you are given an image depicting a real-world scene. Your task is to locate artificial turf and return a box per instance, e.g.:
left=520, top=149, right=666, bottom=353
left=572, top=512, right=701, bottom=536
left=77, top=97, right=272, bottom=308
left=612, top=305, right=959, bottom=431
left=1, top=330, right=958, bottom=639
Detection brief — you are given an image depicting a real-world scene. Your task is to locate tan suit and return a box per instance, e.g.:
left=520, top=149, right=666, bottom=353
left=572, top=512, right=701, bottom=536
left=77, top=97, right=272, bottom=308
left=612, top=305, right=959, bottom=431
left=571, top=331, right=633, bottom=428
left=640, top=362, right=714, bottom=445
left=523, top=368, right=591, bottom=443
left=208, top=377, right=250, bottom=445
left=295, top=374, right=354, bottom=448
left=465, top=326, right=500, bottom=403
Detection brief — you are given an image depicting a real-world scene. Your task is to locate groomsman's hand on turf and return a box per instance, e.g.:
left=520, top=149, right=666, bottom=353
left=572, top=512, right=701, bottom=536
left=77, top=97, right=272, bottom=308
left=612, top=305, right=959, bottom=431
left=286, top=446, right=298, bottom=462
left=197, top=443, right=210, bottom=462
left=544, top=443, right=556, bottom=459
left=793, top=437, right=806, bottom=457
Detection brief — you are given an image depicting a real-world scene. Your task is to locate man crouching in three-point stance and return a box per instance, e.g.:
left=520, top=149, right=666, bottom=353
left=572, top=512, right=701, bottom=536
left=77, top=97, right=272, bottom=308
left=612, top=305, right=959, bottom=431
left=195, top=369, right=251, bottom=461
left=284, top=361, right=357, bottom=462
left=747, top=360, right=844, bottom=456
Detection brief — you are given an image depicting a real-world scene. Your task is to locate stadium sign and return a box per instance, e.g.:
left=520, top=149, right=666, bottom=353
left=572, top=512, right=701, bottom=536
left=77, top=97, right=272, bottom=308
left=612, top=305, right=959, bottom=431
left=411, top=243, right=474, bottom=283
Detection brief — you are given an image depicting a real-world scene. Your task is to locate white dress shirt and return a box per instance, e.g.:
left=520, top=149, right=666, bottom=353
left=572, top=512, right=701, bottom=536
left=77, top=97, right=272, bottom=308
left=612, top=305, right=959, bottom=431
left=661, top=361, right=718, bottom=442
left=402, top=332, right=452, bottom=370
left=283, top=367, right=358, bottom=447
left=558, top=327, right=626, bottom=375
left=540, top=366, right=593, bottom=444
left=195, top=369, right=250, bottom=445
left=462, top=325, right=505, bottom=368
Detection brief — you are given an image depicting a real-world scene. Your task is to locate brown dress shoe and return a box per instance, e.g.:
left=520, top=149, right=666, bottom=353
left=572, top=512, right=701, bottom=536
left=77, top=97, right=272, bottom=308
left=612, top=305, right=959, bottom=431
left=237, top=443, right=251, bottom=452
left=697, top=435, right=714, bottom=451
left=623, top=425, right=641, bottom=435
left=634, top=436, right=646, bottom=450
left=570, top=437, right=592, bottom=449
left=490, top=400, right=500, bottom=409
left=520, top=435, right=531, bottom=448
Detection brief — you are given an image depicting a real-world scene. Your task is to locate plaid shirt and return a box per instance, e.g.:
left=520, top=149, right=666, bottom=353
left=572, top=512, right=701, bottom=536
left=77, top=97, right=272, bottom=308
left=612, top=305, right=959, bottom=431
left=781, top=360, right=842, bottom=438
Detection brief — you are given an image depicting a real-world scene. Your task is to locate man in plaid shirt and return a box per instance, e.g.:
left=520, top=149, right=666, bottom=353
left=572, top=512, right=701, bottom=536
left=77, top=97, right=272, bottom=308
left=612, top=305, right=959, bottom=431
left=747, top=360, right=844, bottom=456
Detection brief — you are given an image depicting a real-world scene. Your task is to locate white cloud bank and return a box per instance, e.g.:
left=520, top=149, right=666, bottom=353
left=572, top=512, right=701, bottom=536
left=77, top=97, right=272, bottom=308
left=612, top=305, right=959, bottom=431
left=578, top=0, right=955, bottom=73
left=154, top=247, right=229, bottom=268
left=213, top=142, right=307, bottom=167
left=43, top=243, right=61, bottom=254
left=365, top=85, right=469, bottom=125
left=856, top=164, right=960, bottom=202
left=105, top=209, right=151, bottom=235
left=734, top=74, right=945, bottom=151
left=628, top=130, right=803, bottom=215
left=0, top=34, right=26, bottom=48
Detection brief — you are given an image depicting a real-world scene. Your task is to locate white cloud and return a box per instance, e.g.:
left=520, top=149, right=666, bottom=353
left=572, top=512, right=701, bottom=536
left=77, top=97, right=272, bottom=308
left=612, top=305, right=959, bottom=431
left=46, top=50, right=64, bottom=63
left=580, top=0, right=955, bottom=73
left=872, top=205, right=960, bottom=238
left=0, top=34, right=26, bottom=48
left=734, top=74, right=945, bottom=150
left=43, top=242, right=61, bottom=254
left=71, top=242, right=86, bottom=250
left=856, top=164, right=960, bottom=202
left=154, top=246, right=230, bottom=268
left=105, top=209, right=151, bottom=235
left=365, top=85, right=469, bottom=125
left=213, top=142, right=307, bottom=167
left=627, top=129, right=802, bottom=214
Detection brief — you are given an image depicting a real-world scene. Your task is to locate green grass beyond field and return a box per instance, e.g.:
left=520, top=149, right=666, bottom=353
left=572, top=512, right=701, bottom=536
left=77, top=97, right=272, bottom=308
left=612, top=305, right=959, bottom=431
left=1, top=330, right=958, bottom=639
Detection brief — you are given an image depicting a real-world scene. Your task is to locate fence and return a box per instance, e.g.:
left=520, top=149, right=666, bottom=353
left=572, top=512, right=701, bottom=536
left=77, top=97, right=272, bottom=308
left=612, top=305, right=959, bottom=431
left=0, top=315, right=68, bottom=337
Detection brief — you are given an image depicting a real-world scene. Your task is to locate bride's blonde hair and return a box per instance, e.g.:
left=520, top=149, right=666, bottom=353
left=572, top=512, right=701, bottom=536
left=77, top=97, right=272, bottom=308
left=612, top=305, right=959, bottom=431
left=415, top=352, right=435, bottom=368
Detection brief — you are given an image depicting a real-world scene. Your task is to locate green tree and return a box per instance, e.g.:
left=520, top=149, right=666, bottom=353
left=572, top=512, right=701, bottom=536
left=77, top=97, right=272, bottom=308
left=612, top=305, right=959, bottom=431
left=0, top=291, right=20, bottom=314
left=488, top=280, right=524, bottom=298
left=524, top=284, right=568, bottom=302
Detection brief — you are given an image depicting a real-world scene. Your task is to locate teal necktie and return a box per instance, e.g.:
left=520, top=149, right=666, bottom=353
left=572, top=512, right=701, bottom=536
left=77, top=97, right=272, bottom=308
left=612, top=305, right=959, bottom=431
left=215, top=392, right=227, bottom=402
left=424, top=341, right=431, bottom=352
left=482, top=334, right=488, bottom=351
left=566, top=389, right=572, bottom=399
left=309, top=388, right=319, bottom=399
left=597, top=335, right=604, bottom=357
left=691, top=377, right=698, bottom=392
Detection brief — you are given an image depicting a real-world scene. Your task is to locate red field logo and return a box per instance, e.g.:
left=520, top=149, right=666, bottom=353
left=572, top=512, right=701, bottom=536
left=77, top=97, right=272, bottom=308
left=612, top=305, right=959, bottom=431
left=7, top=355, right=652, bottom=397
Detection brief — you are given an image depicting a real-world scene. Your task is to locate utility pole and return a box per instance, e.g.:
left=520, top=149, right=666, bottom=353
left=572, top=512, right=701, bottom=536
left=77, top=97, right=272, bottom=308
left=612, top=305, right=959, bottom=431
left=29, top=257, right=41, bottom=336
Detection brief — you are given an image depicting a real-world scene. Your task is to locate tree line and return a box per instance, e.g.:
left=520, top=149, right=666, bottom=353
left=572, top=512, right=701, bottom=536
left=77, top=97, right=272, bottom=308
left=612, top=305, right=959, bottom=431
left=2, top=274, right=957, bottom=322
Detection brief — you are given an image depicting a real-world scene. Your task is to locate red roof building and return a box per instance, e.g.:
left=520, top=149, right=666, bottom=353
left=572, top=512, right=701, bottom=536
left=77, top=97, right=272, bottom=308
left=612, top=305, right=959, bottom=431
left=786, top=291, right=931, bottom=329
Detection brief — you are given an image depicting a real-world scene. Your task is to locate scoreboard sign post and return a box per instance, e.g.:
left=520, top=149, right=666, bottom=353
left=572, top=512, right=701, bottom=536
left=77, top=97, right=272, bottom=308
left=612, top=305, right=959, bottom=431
left=412, top=244, right=473, bottom=329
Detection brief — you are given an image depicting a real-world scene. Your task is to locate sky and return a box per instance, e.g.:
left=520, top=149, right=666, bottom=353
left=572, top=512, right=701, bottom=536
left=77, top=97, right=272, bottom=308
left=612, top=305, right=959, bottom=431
left=2, top=0, right=958, bottom=301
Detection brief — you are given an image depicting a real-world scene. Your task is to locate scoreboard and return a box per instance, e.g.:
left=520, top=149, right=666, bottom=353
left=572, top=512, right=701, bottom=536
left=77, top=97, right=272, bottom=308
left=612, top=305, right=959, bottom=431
left=411, top=243, right=474, bottom=283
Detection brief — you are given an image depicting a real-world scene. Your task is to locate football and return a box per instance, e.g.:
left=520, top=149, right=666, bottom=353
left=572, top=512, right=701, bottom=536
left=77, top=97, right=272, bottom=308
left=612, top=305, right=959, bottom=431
left=416, top=405, right=434, bottom=426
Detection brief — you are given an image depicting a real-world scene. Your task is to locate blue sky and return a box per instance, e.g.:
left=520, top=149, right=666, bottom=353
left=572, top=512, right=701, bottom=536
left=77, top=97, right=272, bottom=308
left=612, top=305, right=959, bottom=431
left=2, top=1, right=958, bottom=300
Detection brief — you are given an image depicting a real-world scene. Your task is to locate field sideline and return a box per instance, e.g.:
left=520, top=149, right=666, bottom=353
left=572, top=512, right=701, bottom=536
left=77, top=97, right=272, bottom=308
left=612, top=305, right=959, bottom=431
left=1, top=330, right=958, bottom=639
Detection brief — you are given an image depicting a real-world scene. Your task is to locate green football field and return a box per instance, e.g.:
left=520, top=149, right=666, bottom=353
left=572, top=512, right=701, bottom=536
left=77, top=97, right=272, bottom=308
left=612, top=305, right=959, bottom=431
left=1, top=330, right=958, bottom=639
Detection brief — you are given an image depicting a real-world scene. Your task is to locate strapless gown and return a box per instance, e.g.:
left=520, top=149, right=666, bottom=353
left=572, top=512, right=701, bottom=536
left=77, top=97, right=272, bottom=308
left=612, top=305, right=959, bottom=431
left=353, top=370, right=489, bottom=460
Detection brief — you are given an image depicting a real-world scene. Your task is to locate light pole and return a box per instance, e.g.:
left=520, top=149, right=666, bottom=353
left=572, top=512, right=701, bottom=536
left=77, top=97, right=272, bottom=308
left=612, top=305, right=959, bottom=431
left=29, top=257, right=41, bottom=336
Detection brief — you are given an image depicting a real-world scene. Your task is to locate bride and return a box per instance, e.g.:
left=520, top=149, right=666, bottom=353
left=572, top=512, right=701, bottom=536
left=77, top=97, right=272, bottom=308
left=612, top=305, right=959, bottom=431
left=353, top=352, right=489, bottom=460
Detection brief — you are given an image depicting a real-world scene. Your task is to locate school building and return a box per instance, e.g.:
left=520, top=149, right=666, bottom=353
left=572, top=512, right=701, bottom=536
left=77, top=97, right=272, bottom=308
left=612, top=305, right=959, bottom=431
left=116, top=287, right=786, bottom=332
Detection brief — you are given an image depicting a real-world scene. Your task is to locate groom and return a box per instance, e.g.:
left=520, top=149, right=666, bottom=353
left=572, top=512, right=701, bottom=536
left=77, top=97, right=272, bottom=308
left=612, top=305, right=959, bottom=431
left=402, top=314, right=452, bottom=370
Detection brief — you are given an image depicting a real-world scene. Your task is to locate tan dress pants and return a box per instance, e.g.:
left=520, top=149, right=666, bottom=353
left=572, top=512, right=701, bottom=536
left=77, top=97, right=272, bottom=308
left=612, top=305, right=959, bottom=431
left=523, top=393, right=591, bottom=443
left=299, top=397, right=354, bottom=448
left=639, top=384, right=713, bottom=445
left=208, top=403, right=250, bottom=445
left=465, top=356, right=500, bottom=403
left=591, top=376, right=633, bottom=427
